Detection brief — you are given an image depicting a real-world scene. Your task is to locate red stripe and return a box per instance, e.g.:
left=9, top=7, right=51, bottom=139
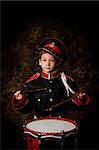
left=12, top=96, right=28, bottom=109
left=26, top=73, right=39, bottom=83
left=72, top=95, right=90, bottom=106
left=41, top=71, right=48, bottom=78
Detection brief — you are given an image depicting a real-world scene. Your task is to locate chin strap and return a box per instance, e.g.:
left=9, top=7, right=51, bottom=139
left=60, top=72, right=75, bottom=97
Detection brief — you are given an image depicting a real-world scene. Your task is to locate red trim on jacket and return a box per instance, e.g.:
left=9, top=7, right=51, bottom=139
left=26, top=73, right=40, bottom=83
left=12, top=96, right=29, bottom=110
left=72, top=95, right=90, bottom=106
left=41, top=71, right=60, bottom=79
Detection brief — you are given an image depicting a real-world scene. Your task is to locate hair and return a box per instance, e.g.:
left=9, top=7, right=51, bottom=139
left=39, top=50, right=48, bottom=59
left=39, top=50, right=59, bottom=62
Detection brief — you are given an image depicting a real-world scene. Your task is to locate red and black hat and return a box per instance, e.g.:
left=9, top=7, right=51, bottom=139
left=37, top=37, right=67, bottom=62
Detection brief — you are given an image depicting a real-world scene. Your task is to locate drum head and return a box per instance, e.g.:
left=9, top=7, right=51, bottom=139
left=25, top=117, right=77, bottom=136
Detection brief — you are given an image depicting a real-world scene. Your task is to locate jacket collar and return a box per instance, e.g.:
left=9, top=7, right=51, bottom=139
left=41, top=70, right=60, bottom=80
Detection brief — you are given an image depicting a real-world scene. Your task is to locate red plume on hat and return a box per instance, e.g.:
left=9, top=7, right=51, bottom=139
left=37, top=37, right=67, bottom=62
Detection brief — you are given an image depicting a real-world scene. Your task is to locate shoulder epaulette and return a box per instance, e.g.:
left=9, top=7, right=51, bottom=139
left=26, top=72, right=40, bottom=83
left=64, top=73, right=74, bottom=81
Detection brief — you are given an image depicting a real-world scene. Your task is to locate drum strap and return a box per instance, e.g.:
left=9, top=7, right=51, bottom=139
left=60, top=72, right=75, bottom=97
left=34, top=114, right=38, bottom=119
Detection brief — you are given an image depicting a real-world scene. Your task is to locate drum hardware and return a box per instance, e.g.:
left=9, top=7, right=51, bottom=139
left=23, top=117, right=78, bottom=150
left=60, top=130, right=67, bottom=150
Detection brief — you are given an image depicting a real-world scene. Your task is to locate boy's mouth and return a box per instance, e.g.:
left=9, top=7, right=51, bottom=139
left=45, top=67, right=51, bottom=69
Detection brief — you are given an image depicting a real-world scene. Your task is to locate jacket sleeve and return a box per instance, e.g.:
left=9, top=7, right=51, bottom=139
left=68, top=77, right=91, bottom=106
left=66, top=77, right=91, bottom=124
left=11, top=84, right=35, bottom=114
left=72, top=93, right=91, bottom=106
left=12, top=94, right=35, bottom=114
left=67, top=94, right=91, bottom=124
left=12, top=95, right=29, bottom=110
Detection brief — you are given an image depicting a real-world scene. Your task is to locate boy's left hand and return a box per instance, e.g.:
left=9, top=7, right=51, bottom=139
left=72, top=92, right=90, bottom=106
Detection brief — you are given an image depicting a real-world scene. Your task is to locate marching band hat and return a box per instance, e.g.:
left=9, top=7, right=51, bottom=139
left=37, top=37, right=67, bottom=62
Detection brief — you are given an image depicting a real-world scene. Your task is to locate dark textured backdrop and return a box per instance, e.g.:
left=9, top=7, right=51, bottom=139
left=1, top=1, right=99, bottom=149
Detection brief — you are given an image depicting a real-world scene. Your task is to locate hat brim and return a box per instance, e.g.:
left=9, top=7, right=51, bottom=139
left=38, top=48, right=62, bottom=60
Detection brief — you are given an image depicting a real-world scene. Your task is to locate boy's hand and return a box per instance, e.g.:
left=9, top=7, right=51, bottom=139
left=77, top=92, right=86, bottom=98
left=72, top=92, right=90, bottom=106
left=14, top=90, right=23, bottom=100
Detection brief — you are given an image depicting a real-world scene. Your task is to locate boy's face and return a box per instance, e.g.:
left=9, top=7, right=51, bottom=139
left=39, top=52, right=57, bottom=73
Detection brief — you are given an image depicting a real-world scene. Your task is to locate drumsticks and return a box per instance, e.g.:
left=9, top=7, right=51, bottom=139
left=21, top=88, right=48, bottom=94
left=45, top=93, right=78, bottom=112
left=2, top=88, right=48, bottom=97
left=45, top=84, right=89, bottom=112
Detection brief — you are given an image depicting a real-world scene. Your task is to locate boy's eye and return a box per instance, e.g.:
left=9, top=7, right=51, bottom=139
left=50, top=59, right=55, bottom=62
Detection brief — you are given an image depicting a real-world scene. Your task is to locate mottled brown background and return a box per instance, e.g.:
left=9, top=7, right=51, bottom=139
left=1, top=1, right=99, bottom=149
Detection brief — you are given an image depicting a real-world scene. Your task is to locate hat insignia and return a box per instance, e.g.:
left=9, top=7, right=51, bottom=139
left=50, top=42, right=55, bottom=48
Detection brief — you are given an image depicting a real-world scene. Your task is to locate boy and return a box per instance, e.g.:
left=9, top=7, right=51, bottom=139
left=12, top=37, right=90, bottom=149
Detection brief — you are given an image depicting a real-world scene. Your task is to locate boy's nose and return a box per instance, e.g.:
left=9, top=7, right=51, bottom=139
left=46, top=61, right=50, bottom=66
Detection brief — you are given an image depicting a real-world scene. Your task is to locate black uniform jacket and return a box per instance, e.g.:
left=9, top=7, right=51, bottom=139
left=12, top=70, right=90, bottom=121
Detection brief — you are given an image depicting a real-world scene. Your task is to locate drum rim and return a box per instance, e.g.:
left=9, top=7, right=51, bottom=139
left=25, top=117, right=77, bottom=125
left=24, top=117, right=78, bottom=136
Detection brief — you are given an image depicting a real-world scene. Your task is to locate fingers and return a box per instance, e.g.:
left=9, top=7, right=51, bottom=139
left=77, top=92, right=86, bottom=98
left=14, top=90, right=21, bottom=96
left=14, top=90, right=23, bottom=100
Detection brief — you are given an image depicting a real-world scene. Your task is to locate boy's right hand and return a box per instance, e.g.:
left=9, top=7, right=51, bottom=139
left=14, top=90, right=23, bottom=100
